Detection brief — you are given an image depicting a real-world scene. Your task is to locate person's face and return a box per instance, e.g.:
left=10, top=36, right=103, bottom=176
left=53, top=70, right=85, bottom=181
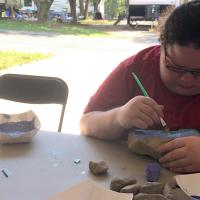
left=160, top=44, right=200, bottom=96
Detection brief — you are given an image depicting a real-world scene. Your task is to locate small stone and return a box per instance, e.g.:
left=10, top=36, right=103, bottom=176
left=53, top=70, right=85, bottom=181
left=110, top=177, right=137, bottom=192
left=74, top=159, right=81, bottom=164
left=162, top=184, right=175, bottom=200
left=135, top=193, right=168, bottom=200
left=167, top=178, right=178, bottom=189
left=89, top=161, right=109, bottom=175
left=140, top=182, right=164, bottom=194
left=120, top=184, right=141, bottom=195
left=145, top=163, right=161, bottom=182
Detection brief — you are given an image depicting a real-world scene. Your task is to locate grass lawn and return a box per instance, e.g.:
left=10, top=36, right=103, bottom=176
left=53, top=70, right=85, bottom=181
left=0, top=51, right=50, bottom=70
left=0, top=19, right=128, bottom=37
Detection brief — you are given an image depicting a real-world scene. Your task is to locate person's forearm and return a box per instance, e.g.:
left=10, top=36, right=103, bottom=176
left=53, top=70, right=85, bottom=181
left=80, top=108, right=126, bottom=140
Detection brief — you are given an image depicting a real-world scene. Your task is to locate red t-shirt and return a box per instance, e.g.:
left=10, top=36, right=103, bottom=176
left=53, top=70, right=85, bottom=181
left=84, top=45, right=200, bottom=131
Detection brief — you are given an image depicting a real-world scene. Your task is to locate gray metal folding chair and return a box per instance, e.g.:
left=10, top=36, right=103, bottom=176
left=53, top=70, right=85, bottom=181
left=0, top=73, right=68, bottom=132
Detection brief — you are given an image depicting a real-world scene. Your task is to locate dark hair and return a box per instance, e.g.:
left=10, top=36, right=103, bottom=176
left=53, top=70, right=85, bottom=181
left=158, top=0, right=200, bottom=48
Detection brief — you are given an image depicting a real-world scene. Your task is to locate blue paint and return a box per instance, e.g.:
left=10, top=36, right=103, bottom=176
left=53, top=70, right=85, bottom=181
left=129, top=129, right=199, bottom=139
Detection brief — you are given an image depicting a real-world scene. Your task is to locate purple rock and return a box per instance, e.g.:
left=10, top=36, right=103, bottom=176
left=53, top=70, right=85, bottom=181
left=145, top=163, right=161, bottom=182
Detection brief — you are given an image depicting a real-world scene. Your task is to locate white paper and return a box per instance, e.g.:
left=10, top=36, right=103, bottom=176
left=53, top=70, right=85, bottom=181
left=175, top=173, right=200, bottom=196
left=49, top=180, right=133, bottom=200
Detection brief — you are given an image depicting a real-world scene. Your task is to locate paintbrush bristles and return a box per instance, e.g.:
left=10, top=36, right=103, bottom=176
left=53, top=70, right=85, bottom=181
left=160, top=117, right=170, bottom=132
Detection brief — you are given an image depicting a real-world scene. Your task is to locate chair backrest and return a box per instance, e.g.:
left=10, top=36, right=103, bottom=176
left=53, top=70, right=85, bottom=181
left=0, top=74, right=68, bottom=132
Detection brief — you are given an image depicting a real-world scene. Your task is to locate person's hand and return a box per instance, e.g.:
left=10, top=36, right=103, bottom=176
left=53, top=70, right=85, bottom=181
left=117, top=96, right=164, bottom=130
left=159, top=136, right=200, bottom=173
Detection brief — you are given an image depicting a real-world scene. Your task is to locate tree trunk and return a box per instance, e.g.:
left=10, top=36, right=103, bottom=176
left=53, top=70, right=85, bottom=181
left=10, top=5, right=15, bottom=18
left=33, top=0, right=53, bottom=22
left=79, top=0, right=84, bottom=16
left=69, top=0, right=77, bottom=23
left=93, top=0, right=101, bottom=13
left=83, top=0, right=89, bottom=19
left=93, top=0, right=102, bottom=19
left=93, top=2, right=98, bottom=13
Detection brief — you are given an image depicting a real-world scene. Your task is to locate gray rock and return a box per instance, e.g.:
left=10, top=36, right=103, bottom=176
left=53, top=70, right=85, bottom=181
left=167, top=179, right=178, bottom=189
left=89, top=161, right=109, bottom=175
left=140, top=182, right=165, bottom=194
left=110, top=177, right=137, bottom=192
left=163, top=184, right=175, bottom=200
left=134, top=193, right=169, bottom=200
left=120, top=184, right=141, bottom=195
left=173, top=188, right=192, bottom=200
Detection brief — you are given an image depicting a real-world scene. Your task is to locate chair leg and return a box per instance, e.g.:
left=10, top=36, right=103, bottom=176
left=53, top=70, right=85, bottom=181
left=58, top=104, right=66, bottom=132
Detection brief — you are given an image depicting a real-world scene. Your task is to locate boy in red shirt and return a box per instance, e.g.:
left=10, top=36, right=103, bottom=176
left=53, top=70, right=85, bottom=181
left=80, top=1, right=200, bottom=173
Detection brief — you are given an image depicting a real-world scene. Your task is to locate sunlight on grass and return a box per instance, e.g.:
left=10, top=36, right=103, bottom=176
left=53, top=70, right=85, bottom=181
left=0, top=20, right=111, bottom=37
left=0, top=51, right=51, bottom=70
left=81, top=19, right=115, bottom=25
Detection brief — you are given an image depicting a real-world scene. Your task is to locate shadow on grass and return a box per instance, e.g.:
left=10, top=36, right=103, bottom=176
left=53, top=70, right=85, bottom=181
left=0, top=20, right=154, bottom=37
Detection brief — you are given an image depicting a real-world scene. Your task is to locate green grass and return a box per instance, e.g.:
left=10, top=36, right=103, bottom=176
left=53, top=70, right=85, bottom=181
left=0, top=51, right=51, bottom=70
left=0, top=20, right=113, bottom=37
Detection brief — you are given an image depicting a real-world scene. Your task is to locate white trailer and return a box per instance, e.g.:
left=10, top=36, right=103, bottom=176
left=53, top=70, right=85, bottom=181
left=128, top=0, right=180, bottom=25
left=129, top=0, right=179, bottom=6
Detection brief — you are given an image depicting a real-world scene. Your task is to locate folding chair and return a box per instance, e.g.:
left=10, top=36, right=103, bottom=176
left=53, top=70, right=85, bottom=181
left=0, top=74, right=68, bottom=132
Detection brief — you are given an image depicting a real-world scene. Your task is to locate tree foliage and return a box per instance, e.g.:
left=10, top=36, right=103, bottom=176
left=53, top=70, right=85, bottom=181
left=105, top=0, right=127, bottom=19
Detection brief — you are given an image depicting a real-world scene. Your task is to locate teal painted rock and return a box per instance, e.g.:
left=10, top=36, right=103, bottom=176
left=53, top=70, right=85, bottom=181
left=128, top=129, right=199, bottom=159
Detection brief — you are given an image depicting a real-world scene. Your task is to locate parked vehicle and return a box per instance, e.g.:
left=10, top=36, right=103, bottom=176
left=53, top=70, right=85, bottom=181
left=127, top=0, right=180, bottom=25
left=48, top=10, right=84, bottom=22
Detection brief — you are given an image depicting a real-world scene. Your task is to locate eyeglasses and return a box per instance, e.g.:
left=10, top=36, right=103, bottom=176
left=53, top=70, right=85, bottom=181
left=164, top=47, right=200, bottom=77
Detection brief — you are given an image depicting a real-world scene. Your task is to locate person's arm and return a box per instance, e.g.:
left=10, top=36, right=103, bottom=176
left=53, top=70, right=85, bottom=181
left=80, top=108, right=125, bottom=140
left=80, top=96, right=164, bottom=140
left=80, top=47, right=163, bottom=140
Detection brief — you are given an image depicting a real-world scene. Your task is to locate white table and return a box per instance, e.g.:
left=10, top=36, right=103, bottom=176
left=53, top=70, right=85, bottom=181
left=0, top=131, right=175, bottom=200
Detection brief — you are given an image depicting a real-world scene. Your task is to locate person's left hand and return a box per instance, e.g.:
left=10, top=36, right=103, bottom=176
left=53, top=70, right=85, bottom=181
left=158, top=136, right=200, bottom=173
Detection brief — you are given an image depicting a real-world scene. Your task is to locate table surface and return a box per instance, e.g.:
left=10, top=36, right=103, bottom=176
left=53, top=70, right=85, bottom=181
left=0, top=130, right=175, bottom=200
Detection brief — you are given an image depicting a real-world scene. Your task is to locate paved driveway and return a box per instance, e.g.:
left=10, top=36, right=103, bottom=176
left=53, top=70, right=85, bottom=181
left=0, top=27, right=158, bottom=134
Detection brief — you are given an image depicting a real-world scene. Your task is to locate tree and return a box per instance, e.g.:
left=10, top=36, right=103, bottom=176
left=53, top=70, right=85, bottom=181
left=79, top=0, right=89, bottom=19
left=104, top=0, right=126, bottom=19
left=92, top=0, right=101, bottom=13
left=79, top=0, right=84, bottom=16
left=33, top=0, right=54, bottom=22
left=83, top=0, right=89, bottom=19
left=92, top=0, right=103, bottom=19
left=69, top=0, right=77, bottom=22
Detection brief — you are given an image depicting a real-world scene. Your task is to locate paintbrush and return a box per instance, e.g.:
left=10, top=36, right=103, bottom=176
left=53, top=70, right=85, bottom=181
left=132, top=72, right=170, bottom=132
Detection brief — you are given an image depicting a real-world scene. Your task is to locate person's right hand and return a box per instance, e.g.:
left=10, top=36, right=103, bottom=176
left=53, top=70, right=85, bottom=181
left=117, top=96, right=164, bottom=130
